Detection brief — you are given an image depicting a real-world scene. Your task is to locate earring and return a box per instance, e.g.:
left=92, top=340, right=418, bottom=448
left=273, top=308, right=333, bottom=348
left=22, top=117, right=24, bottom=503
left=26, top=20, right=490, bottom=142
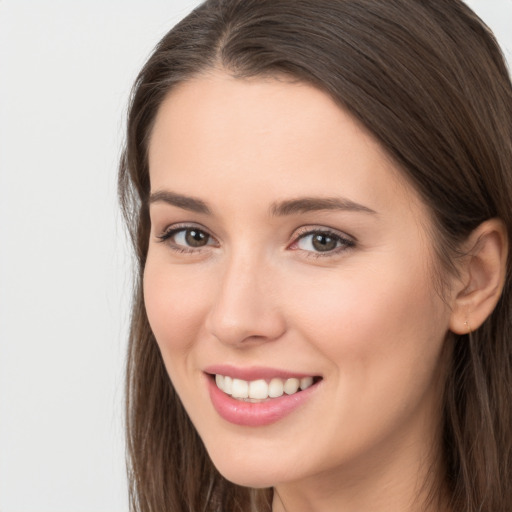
left=464, top=319, right=472, bottom=334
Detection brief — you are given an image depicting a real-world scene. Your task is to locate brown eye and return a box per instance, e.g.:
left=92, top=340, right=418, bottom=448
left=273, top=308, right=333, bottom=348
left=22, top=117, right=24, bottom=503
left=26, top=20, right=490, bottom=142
left=311, top=233, right=338, bottom=252
left=184, top=229, right=209, bottom=247
left=294, top=229, right=354, bottom=255
left=158, top=227, right=216, bottom=250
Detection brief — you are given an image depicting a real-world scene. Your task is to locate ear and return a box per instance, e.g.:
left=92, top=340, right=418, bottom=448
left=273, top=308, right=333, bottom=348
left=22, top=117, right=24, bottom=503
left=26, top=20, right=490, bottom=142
left=450, top=218, right=508, bottom=334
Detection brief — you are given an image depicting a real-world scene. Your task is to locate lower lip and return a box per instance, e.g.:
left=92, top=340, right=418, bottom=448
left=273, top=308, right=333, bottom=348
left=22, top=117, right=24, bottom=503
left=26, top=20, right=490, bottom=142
left=206, top=375, right=319, bottom=427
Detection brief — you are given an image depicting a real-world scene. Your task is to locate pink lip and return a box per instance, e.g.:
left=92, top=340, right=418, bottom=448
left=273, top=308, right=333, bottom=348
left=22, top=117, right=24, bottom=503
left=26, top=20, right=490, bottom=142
left=204, top=364, right=315, bottom=381
left=204, top=369, right=321, bottom=427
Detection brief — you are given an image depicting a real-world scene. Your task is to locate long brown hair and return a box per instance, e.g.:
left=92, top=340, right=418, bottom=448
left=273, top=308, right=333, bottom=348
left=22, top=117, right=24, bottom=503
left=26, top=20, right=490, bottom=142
left=119, top=1, right=512, bottom=510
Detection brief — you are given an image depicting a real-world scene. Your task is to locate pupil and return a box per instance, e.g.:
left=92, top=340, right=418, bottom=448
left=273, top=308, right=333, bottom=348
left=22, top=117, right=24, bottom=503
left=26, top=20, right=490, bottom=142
left=185, top=229, right=208, bottom=247
left=312, top=234, right=337, bottom=252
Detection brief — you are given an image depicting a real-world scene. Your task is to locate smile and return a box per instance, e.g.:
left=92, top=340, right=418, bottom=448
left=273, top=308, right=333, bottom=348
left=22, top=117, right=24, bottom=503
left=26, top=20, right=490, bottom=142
left=215, top=374, right=314, bottom=401
left=205, top=369, right=322, bottom=426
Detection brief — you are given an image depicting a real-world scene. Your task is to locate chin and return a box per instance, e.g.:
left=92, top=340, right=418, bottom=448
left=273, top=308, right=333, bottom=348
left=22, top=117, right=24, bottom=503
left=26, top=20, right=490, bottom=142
left=211, top=457, right=272, bottom=487
left=205, top=445, right=286, bottom=488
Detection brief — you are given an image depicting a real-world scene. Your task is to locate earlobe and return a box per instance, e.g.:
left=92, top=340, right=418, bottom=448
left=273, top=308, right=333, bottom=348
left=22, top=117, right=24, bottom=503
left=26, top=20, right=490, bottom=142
left=449, top=218, right=508, bottom=335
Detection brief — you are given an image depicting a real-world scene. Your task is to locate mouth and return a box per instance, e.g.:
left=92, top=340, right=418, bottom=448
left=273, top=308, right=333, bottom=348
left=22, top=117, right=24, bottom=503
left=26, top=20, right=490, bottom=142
left=204, top=368, right=322, bottom=426
left=209, top=373, right=322, bottom=402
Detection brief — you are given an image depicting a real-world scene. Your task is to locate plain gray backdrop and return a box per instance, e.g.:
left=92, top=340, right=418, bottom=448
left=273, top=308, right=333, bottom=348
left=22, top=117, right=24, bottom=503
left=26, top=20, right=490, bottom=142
left=0, top=1, right=510, bottom=511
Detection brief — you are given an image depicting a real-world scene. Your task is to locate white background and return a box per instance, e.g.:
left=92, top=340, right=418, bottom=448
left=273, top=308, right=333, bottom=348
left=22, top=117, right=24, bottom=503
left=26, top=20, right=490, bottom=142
left=0, top=1, right=510, bottom=511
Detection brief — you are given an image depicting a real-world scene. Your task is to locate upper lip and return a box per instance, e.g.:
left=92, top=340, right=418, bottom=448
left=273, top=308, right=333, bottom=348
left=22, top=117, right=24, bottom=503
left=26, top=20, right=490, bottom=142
left=204, top=364, right=318, bottom=381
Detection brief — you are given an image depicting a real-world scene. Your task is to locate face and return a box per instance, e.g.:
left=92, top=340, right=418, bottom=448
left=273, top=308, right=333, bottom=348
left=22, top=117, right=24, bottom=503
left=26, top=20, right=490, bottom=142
left=144, top=72, right=455, bottom=492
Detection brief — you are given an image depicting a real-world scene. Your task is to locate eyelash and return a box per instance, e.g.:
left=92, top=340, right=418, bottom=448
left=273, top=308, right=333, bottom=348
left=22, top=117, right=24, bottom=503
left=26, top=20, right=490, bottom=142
left=289, top=227, right=355, bottom=258
left=156, top=224, right=356, bottom=257
left=157, top=224, right=217, bottom=254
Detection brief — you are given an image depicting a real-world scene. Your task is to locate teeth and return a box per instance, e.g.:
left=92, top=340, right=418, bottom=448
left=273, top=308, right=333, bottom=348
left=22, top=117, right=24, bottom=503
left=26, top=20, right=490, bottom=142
left=249, top=379, right=269, bottom=400
left=268, top=378, right=284, bottom=398
left=300, top=376, right=313, bottom=390
left=284, top=378, right=299, bottom=395
left=231, top=378, right=249, bottom=398
left=215, top=374, right=316, bottom=400
left=224, top=375, right=233, bottom=394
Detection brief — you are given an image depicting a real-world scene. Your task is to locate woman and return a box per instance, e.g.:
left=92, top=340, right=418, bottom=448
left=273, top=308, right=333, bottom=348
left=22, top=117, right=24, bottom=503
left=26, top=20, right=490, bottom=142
left=119, top=1, right=512, bottom=510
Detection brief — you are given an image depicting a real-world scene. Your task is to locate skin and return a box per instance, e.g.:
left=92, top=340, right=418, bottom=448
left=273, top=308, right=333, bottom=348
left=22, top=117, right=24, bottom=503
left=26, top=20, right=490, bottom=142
left=144, top=71, right=459, bottom=512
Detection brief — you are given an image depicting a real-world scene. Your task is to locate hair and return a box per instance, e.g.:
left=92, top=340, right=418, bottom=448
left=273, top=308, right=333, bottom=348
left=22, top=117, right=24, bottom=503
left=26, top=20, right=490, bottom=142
left=118, top=1, right=512, bottom=511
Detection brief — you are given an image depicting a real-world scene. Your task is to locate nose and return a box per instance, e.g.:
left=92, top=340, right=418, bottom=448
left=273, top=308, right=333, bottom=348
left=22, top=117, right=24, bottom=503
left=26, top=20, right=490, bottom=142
left=205, top=251, right=286, bottom=347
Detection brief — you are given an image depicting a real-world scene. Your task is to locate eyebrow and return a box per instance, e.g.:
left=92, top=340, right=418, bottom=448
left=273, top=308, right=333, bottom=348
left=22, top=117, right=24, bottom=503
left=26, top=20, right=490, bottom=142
left=270, top=197, right=377, bottom=216
left=149, top=190, right=376, bottom=217
left=149, top=190, right=212, bottom=214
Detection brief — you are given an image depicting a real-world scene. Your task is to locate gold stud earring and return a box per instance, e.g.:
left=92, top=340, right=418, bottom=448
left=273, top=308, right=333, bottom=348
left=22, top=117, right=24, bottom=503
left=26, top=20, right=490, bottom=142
left=464, top=319, right=472, bottom=334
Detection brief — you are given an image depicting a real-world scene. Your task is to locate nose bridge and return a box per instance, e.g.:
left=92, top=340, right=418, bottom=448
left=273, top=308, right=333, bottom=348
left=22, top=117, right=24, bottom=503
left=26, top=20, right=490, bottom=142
left=206, top=245, right=285, bottom=346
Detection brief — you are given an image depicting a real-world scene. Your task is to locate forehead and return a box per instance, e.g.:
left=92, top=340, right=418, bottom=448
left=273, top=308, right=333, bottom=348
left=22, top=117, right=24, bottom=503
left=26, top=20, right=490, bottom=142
left=148, top=71, right=424, bottom=219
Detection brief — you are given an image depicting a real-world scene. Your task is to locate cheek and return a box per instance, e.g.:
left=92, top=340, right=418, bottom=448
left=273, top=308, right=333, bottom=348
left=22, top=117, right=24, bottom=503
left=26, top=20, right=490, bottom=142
left=143, top=256, right=212, bottom=359
left=281, top=260, right=451, bottom=464
left=289, top=256, right=450, bottom=387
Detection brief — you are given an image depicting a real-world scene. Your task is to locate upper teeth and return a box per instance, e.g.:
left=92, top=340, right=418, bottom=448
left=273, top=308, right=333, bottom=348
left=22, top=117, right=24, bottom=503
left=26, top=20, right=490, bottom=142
left=215, top=374, right=314, bottom=400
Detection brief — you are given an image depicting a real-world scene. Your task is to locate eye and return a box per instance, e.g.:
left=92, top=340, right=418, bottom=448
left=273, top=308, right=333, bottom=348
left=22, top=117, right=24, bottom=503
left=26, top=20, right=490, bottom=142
left=290, top=228, right=355, bottom=256
left=157, top=225, right=217, bottom=251
left=174, top=228, right=211, bottom=248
